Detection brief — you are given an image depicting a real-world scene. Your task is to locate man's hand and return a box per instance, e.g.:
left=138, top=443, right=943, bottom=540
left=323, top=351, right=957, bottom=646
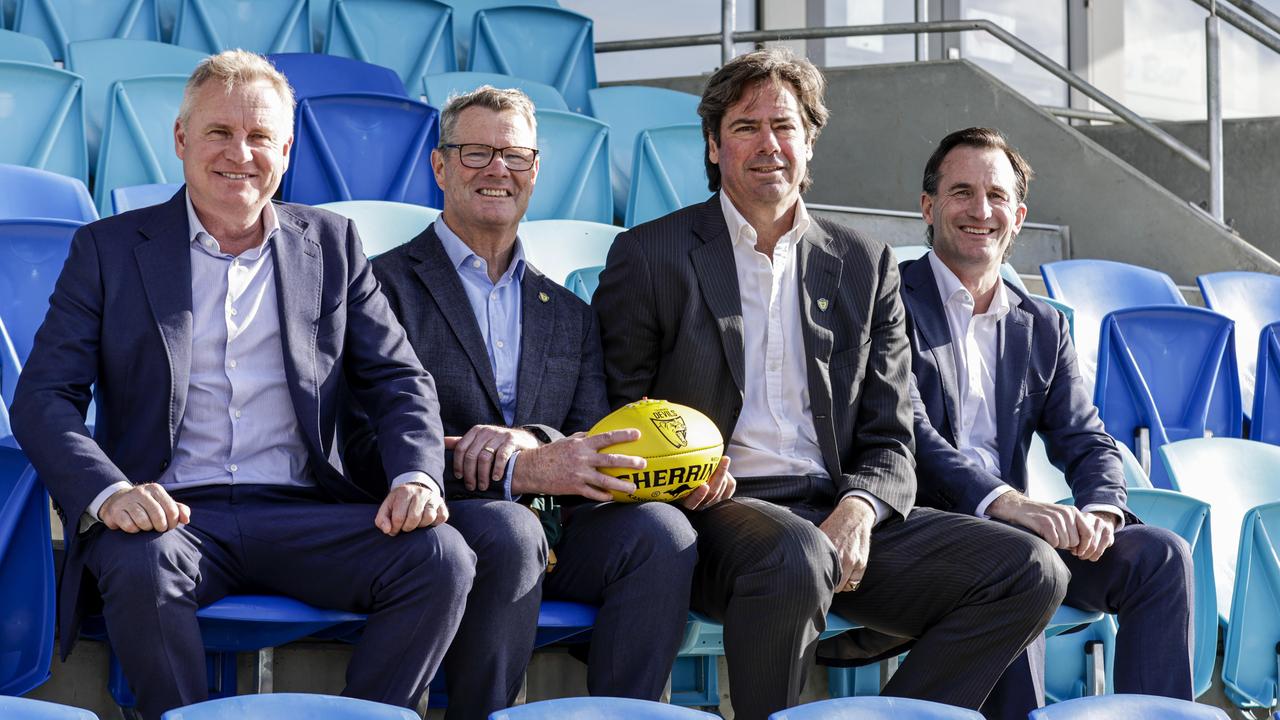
left=512, top=429, right=644, bottom=501
left=1072, top=510, right=1118, bottom=562
left=679, top=456, right=735, bottom=511
left=375, top=482, right=448, bottom=535
left=819, top=495, right=875, bottom=592
left=988, top=491, right=1112, bottom=559
left=99, top=483, right=191, bottom=533
left=445, top=425, right=541, bottom=492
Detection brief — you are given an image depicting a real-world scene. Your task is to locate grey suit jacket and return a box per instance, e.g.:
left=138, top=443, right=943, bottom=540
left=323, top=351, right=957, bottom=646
left=340, top=223, right=610, bottom=500
left=592, top=195, right=917, bottom=519
left=11, top=190, right=442, bottom=656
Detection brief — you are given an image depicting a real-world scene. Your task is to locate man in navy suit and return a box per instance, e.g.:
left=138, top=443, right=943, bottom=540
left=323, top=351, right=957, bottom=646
left=11, top=51, right=474, bottom=720
left=901, top=127, right=1194, bottom=718
left=340, top=86, right=721, bottom=720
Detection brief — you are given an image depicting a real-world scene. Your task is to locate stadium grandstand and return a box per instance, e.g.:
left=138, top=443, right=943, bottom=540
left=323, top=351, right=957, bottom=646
left=1, top=0, right=1278, bottom=718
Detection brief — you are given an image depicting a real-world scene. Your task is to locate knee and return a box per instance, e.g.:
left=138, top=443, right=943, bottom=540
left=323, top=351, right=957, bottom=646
left=465, top=501, right=548, bottom=580
left=1115, top=525, right=1193, bottom=586
left=403, top=523, right=478, bottom=597
left=619, top=502, right=698, bottom=573
left=748, top=520, right=836, bottom=612
left=92, top=531, right=199, bottom=602
left=1010, top=532, right=1071, bottom=610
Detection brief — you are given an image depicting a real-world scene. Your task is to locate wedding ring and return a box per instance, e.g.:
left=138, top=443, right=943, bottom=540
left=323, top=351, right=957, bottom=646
left=480, top=446, right=496, bottom=454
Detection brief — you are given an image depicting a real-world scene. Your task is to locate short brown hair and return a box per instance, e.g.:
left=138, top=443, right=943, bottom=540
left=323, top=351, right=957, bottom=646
left=697, top=47, right=829, bottom=193
left=180, top=50, right=295, bottom=129
left=438, top=85, right=537, bottom=146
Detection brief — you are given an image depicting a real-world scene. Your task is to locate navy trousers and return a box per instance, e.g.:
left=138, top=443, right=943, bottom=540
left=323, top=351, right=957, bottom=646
left=81, top=485, right=476, bottom=720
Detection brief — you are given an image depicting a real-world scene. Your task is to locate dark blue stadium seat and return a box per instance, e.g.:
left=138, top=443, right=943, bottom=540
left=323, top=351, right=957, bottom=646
left=1198, top=271, right=1280, bottom=419
left=1028, top=694, right=1228, bottom=719
left=624, top=123, right=709, bottom=228
left=0, top=314, right=19, bottom=412
left=0, top=163, right=96, bottom=222
left=0, top=454, right=55, bottom=697
left=160, top=693, right=416, bottom=719
left=770, top=697, right=984, bottom=719
left=14, top=0, right=159, bottom=62
left=490, top=697, right=718, bottom=719
left=0, top=697, right=97, bottom=719
left=527, top=110, right=612, bottom=223
left=324, top=0, right=456, bottom=96
left=1249, top=321, right=1280, bottom=445
left=92, top=75, right=187, bottom=217
left=172, top=0, right=311, bottom=54
left=0, top=219, right=81, bottom=366
left=268, top=52, right=407, bottom=101
left=0, top=61, right=89, bottom=183
left=468, top=5, right=596, bottom=114
left=0, top=27, right=53, bottom=63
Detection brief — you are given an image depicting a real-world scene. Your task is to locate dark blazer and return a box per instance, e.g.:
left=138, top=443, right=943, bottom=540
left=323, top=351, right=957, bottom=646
left=592, top=195, right=917, bottom=518
left=340, top=223, right=610, bottom=500
left=899, top=255, right=1129, bottom=517
left=11, top=190, right=443, bottom=656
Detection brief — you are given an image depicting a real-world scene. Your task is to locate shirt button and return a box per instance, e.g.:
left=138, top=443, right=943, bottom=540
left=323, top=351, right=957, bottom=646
left=229, top=359, right=238, bottom=369
left=228, top=464, right=238, bottom=472
left=234, top=410, right=242, bottom=419
left=495, top=340, right=505, bottom=349
left=229, top=308, right=238, bottom=316
left=204, top=238, right=215, bottom=249
left=472, top=259, right=482, bottom=269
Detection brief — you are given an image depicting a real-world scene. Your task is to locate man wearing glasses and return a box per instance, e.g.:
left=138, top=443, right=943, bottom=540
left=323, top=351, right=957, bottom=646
left=340, top=86, right=703, bottom=719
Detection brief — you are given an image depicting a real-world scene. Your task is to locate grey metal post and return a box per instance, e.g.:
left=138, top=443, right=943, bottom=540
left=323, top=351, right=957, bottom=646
left=722, top=0, right=736, bottom=65
left=1207, top=3, right=1225, bottom=223
left=915, top=0, right=928, bottom=61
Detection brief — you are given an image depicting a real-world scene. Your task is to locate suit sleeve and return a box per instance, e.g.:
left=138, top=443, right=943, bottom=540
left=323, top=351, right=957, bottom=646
left=594, top=229, right=662, bottom=409
left=910, top=377, right=1008, bottom=516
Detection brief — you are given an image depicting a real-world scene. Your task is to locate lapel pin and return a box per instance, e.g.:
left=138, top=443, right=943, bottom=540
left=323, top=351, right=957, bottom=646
left=817, top=298, right=830, bottom=312
left=538, top=291, right=550, bottom=303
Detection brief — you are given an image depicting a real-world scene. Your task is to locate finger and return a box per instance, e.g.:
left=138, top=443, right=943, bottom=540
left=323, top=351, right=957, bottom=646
left=453, top=429, right=477, bottom=482
left=388, top=491, right=411, bottom=536
left=146, top=486, right=183, bottom=529
left=492, top=441, right=517, bottom=484
left=443, top=436, right=461, bottom=450
left=434, top=499, right=450, bottom=526
left=590, top=472, right=637, bottom=495
left=124, top=503, right=154, bottom=532
left=586, top=428, right=641, bottom=449
left=375, top=497, right=394, bottom=535
left=590, top=452, right=647, bottom=470
left=473, top=434, right=497, bottom=492
left=401, top=490, right=427, bottom=533
left=679, top=484, right=712, bottom=510
left=176, top=503, right=192, bottom=525
left=1088, top=523, right=1115, bottom=562
left=106, top=506, right=136, bottom=533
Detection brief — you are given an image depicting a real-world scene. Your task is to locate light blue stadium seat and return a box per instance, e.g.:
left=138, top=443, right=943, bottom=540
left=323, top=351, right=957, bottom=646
left=1250, top=321, right=1280, bottom=445
left=0, top=454, right=55, bottom=696
left=14, top=0, right=159, bottom=62
left=1040, top=259, right=1185, bottom=393
left=423, top=70, right=567, bottom=111
left=491, top=697, right=718, bottom=719
left=315, top=200, right=440, bottom=257
left=0, top=219, right=80, bottom=366
left=0, top=27, right=53, bottom=63
left=0, top=61, right=89, bottom=183
left=1032, top=293, right=1076, bottom=340
left=0, top=697, right=97, bottom=719
left=527, top=109, right=612, bottom=223
left=1218, top=500, right=1280, bottom=709
left=161, top=693, right=415, bottom=719
left=517, top=219, right=620, bottom=285
left=587, top=86, right=700, bottom=219
left=563, top=265, right=602, bottom=303
left=1094, top=306, right=1241, bottom=488
left=324, top=0, right=456, bottom=97
left=468, top=6, right=596, bottom=114
left=65, top=39, right=205, bottom=167
left=172, top=0, right=311, bottom=54
left=110, top=182, right=182, bottom=215
left=624, top=124, right=710, bottom=228
left=890, top=245, right=1028, bottom=292
left=1198, top=271, right=1280, bottom=418
left=0, top=163, right=96, bottom=222
left=770, top=696, right=984, bottom=719
left=1028, top=694, right=1228, bottom=719
left=268, top=52, right=407, bottom=101
left=439, top=0, right=559, bottom=68
left=92, top=75, right=187, bottom=217
left=282, top=92, right=443, bottom=207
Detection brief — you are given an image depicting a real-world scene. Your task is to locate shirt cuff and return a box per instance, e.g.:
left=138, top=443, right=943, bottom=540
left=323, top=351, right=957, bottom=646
left=1081, top=503, right=1126, bottom=530
left=82, top=481, right=133, bottom=533
left=841, top=489, right=890, bottom=525
left=502, top=450, right=520, bottom=502
left=975, top=485, right=1016, bottom=519
left=390, top=471, right=441, bottom=497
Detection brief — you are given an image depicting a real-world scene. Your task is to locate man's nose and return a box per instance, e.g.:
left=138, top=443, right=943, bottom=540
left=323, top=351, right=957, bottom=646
left=224, top=136, right=253, bottom=163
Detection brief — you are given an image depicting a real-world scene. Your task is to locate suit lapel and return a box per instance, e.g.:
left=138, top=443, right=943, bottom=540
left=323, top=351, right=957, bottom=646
left=902, top=257, right=963, bottom=437
left=272, top=205, right=324, bottom=453
left=514, top=266, right=554, bottom=426
left=134, top=193, right=194, bottom=447
left=996, top=301, right=1034, bottom=479
left=690, top=196, right=746, bottom=394
left=797, top=223, right=843, bottom=478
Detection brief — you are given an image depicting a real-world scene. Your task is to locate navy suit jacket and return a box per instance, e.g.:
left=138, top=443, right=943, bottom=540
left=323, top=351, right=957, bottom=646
left=11, top=190, right=443, bottom=656
left=340, top=223, right=609, bottom=500
left=899, top=255, right=1130, bottom=517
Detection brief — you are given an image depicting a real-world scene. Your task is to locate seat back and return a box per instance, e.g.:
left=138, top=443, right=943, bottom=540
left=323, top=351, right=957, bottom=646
left=172, top=0, right=310, bottom=54
left=491, top=697, right=717, bottom=720
left=0, top=219, right=81, bottom=365
left=160, top=693, right=417, bottom=719
left=437, top=0, right=559, bottom=67
left=1095, top=306, right=1241, bottom=488
left=65, top=39, right=205, bottom=167
left=624, top=124, right=710, bottom=228
left=92, top=75, right=187, bottom=217
left=14, top=0, right=159, bottom=62
left=422, top=70, right=567, bottom=111
left=1032, top=293, right=1075, bottom=340
left=1028, top=694, right=1228, bottom=719
left=268, top=52, right=407, bottom=101
left=770, top=696, right=984, bottom=719
left=468, top=6, right=596, bottom=114
left=1252, top=321, right=1280, bottom=445
left=0, top=61, right=89, bottom=183
left=0, top=696, right=95, bottom=719
left=1198, top=271, right=1280, bottom=415
left=324, top=0, right=456, bottom=96
left=315, top=200, right=439, bottom=257
left=518, top=219, right=620, bottom=286
left=587, top=86, right=700, bottom=216
left=564, top=265, right=603, bottom=303
left=1041, top=260, right=1185, bottom=392
left=0, top=452, right=55, bottom=696
left=110, top=182, right=183, bottom=215
left=0, top=27, right=54, bottom=63
left=282, top=92, right=442, bottom=207
left=528, top=109, right=612, bottom=223
left=0, top=164, right=96, bottom=222
left=0, top=315, right=20, bottom=411
left=1221, top=500, right=1280, bottom=708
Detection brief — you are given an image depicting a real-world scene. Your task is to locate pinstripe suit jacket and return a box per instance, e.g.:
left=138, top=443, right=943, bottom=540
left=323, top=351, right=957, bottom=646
left=593, top=195, right=917, bottom=519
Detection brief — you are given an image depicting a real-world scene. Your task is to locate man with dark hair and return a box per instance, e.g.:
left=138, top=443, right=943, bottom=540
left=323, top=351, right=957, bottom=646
left=903, top=126, right=1194, bottom=718
left=594, top=49, right=1068, bottom=720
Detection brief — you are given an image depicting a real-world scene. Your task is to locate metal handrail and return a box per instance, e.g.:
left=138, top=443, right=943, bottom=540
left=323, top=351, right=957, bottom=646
left=1197, top=0, right=1280, bottom=53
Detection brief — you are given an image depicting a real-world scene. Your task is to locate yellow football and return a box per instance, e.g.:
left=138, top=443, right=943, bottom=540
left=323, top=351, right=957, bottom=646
left=588, top=398, right=724, bottom=503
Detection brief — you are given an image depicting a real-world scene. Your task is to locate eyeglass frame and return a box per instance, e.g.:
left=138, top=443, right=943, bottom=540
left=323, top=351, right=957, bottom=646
left=439, top=143, right=539, bottom=171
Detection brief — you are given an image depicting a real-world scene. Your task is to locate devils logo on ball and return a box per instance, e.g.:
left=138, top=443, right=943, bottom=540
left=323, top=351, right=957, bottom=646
left=649, top=407, right=689, bottom=448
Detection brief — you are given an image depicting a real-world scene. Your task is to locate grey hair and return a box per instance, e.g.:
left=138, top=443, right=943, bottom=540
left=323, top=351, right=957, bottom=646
left=438, top=85, right=537, bottom=145
left=178, top=49, right=295, bottom=129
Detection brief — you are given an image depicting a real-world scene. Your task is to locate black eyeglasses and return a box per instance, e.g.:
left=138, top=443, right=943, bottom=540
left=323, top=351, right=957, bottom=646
left=441, top=143, right=539, bottom=171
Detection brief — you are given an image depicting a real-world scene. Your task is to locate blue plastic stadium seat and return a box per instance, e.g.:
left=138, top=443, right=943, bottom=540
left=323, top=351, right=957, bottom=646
left=1198, top=271, right=1280, bottom=416
left=0, top=164, right=96, bottom=222
left=587, top=86, right=700, bottom=218
left=625, top=124, right=710, bottom=227
left=490, top=697, right=718, bottom=719
left=324, top=0, right=456, bottom=97
left=423, top=71, right=567, bottom=111
left=172, top=0, right=311, bottom=54
left=468, top=6, right=596, bottom=114
left=0, top=454, right=55, bottom=697
left=0, top=61, right=89, bottom=183
left=1218, top=500, right=1280, bottom=708
left=92, top=75, right=187, bottom=217
left=533, top=599, right=596, bottom=647
left=111, top=182, right=183, bottom=215
left=315, top=200, right=440, bottom=257
left=1029, top=694, right=1228, bottom=719
left=283, top=92, right=443, bottom=207
left=0, top=219, right=80, bottom=366
left=268, top=52, right=407, bottom=101
left=161, top=693, right=415, bottom=720
left=0, top=314, right=21, bottom=410
left=1250, top=321, right=1280, bottom=445
left=438, top=0, right=559, bottom=68
left=891, top=245, right=1028, bottom=292
left=527, top=109, right=612, bottom=223
left=1094, top=306, right=1241, bottom=487
left=770, top=696, right=983, bottom=719
left=1040, top=259, right=1185, bottom=393
left=0, top=397, right=13, bottom=448
left=517, top=219, right=620, bottom=285
left=14, top=0, right=159, bottom=62
left=65, top=39, right=206, bottom=167
left=563, top=265, right=602, bottom=303
left=0, top=27, right=53, bottom=63
left=0, top=697, right=97, bottom=719
left=1033, top=293, right=1075, bottom=340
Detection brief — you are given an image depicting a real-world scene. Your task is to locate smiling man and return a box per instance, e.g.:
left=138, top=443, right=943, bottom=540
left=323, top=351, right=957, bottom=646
left=11, top=50, right=474, bottom=720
